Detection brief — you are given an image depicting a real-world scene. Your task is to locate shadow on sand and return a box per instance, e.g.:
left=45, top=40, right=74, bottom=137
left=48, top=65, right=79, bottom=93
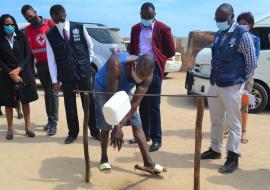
left=207, top=168, right=270, bottom=190
left=31, top=157, right=163, bottom=190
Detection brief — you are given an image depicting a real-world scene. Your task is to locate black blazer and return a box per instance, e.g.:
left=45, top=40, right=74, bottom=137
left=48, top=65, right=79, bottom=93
left=0, top=32, right=38, bottom=107
left=0, top=32, right=32, bottom=84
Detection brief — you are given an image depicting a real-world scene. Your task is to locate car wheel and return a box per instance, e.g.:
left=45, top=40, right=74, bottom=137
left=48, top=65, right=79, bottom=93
left=248, top=82, right=268, bottom=114
left=164, top=72, right=169, bottom=77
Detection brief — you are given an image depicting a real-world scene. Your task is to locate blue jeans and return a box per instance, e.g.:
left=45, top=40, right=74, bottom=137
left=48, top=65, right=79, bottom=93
left=139, top=66, right=162, bottom=143
left=95, top=91, right=142, bottom=131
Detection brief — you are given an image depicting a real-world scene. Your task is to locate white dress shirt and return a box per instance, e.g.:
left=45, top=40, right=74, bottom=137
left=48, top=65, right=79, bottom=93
left=5, top=33, right=16, bottom=49
left=46, top=21, right=94, bottom=83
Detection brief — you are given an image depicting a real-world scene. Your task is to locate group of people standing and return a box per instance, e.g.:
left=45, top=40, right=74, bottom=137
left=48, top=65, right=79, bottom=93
left=0, top=2, right=259, bottom=175
left=0, top=2, right=174, bottom=174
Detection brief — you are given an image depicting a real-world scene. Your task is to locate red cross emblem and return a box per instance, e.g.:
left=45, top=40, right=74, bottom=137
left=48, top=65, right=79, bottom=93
left=36, top=34, right=46, bottom=46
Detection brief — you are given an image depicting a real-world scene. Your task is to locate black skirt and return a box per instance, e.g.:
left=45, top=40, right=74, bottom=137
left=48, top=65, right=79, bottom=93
left=0, top=67, right=38, bottom=108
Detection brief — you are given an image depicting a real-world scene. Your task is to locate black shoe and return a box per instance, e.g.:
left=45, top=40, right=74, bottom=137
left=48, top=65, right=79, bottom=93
left=17, top=112, right=23, bottom=119
left=149, top=142, right=161, bottom=152
left=43, top=123, right=50, bottom=131
left=201, top=148, right=221, bottom=160
left=26, top=130, right=35, bottom=138
left=0, top=109, right=3, bottom=116
left=48, top=125, right=57, bottom=136
left=128, top=138, right=137, bottom=144
left=146, top=137, right=151, bottom=142
left=65, top=136, right=77, bottom=144
left=219, top=151, right=239, bottom=173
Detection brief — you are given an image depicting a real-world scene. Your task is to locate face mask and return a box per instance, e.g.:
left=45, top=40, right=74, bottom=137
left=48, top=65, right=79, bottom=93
left=132, top=62, right=143, bottom=83
left=141, top=18, right=154, bottom=27
left=216, top=21, right=230, bottom=31
left=4, top=25, right=15, bottom=35
left=28, top=16, right=39, bottom=26
left=239, top=24, right=249, bottom=32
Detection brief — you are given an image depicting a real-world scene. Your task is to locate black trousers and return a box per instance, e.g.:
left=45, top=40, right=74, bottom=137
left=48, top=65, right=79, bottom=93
left=139, top=66, right=162, bottom=143
left=62, top=77, right=99, bottom=138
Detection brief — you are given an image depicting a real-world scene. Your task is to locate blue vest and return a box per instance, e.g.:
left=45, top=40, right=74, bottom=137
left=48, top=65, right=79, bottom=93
left=210, top=25, right=246, bottom=87
left=95, top=52, right=136, bottom=92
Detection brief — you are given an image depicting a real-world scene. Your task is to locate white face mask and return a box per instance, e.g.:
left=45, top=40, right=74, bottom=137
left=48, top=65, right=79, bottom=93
left=132, top=62, right=143, bottom=83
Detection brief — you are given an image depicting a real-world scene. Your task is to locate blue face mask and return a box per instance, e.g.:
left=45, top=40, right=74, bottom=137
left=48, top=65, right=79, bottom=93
left=4, top=25, right=15, bottom=35
left=239, top=24, right=249, bottom=32
left=216, top=21, right=230, bottom=31
left=141, top=18, right=154, bottom=27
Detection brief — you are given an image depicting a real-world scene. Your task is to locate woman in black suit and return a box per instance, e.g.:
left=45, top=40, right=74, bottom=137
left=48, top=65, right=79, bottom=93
left=0, top=14, right=38, bottom=140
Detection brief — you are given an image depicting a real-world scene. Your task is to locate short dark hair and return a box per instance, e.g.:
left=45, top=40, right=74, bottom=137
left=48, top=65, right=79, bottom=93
left=237, top=12, right=255, bottom=28
left=217, top=3, right=234, bottom=19
left=21, top=5, right=34, bottom=15
left=137, top=54, right=155, bottom=71
left=50, top=4, right=65, bottom=16
left=141, top=2, right=155, bottom=11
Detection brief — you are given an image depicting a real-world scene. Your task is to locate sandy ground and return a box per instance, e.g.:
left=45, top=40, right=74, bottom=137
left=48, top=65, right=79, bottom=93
left=0, top=72, right=269, bottom=190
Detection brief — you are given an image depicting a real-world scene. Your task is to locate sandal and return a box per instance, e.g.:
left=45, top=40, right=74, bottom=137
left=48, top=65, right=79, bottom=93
left=26, top=130, right=35, bottom=138
left=99, top=163, right=111, bottom=173
left=241, top=130, right=248, bottom=144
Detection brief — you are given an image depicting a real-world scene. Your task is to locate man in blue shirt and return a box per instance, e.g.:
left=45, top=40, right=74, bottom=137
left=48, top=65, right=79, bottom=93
left=95, top=53, right=166, bottom=175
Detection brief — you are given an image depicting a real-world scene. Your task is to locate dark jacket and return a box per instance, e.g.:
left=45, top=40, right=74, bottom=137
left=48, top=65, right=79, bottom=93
left=0, top=32, right=38, bottom=107
left=46, top=22, right=93, bottom=82
left=129, top=20, right=176, bottom=78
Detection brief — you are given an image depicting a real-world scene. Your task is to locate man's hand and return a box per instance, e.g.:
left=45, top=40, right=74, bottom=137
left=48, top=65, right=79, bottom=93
left=110, top=126, right=124, bottom=151
left=53, top=82, right=61, bottom=92
left=10, top=75, right=22, bottom=83
left=9, top=67, right=21, bottom=77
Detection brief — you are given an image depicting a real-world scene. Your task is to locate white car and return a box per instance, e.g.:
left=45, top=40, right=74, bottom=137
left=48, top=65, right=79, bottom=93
left=164, top=52, right=182, bottom=77
left=185, top=15, right=270, bottom=113
left=84, top=23, right=126, bottom=71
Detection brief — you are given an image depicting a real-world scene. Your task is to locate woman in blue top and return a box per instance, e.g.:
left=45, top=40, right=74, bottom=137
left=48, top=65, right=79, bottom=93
left=237, top=12, right=260, bottom=144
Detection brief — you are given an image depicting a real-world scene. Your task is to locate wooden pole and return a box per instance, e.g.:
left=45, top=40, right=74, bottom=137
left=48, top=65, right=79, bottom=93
left=83, top=93, right=90, bottom=183
left=194, top=97, right=205, bottom=190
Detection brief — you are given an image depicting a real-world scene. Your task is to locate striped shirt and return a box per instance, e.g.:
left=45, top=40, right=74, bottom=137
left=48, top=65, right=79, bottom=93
left=220, top=22, right=257, bottom=78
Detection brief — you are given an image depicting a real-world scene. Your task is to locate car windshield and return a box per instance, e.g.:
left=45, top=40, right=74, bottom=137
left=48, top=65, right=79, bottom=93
left=252, top=27, right=270, bottom=50
left=86, top=28, right=121, bottom=44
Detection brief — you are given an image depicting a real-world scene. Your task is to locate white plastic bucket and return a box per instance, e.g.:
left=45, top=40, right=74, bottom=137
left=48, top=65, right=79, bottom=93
left=102, top=91, right=131, bottom=126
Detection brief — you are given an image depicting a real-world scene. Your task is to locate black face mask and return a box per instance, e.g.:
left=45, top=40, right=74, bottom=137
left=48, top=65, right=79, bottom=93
left=28, top=16, right=39, bottom=26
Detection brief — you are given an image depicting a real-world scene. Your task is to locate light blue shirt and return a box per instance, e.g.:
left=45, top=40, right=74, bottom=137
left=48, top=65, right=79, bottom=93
left=139, top=21, right=155, bottom=57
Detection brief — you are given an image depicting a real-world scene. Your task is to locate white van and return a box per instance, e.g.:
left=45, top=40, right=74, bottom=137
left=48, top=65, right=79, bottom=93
left=185, top=15, right=270, bottom=113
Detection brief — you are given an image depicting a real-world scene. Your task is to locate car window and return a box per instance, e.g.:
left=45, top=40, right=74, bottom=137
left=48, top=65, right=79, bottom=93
left=109, top=30, right=122, bottom=44
left=86, top=28, right=121, bottom=44
left=252, top=27, right=270, bottom=50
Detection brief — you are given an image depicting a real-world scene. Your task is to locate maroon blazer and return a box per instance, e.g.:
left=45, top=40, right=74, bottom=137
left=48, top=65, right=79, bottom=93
left=129, top=20, right=176, bottom=78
